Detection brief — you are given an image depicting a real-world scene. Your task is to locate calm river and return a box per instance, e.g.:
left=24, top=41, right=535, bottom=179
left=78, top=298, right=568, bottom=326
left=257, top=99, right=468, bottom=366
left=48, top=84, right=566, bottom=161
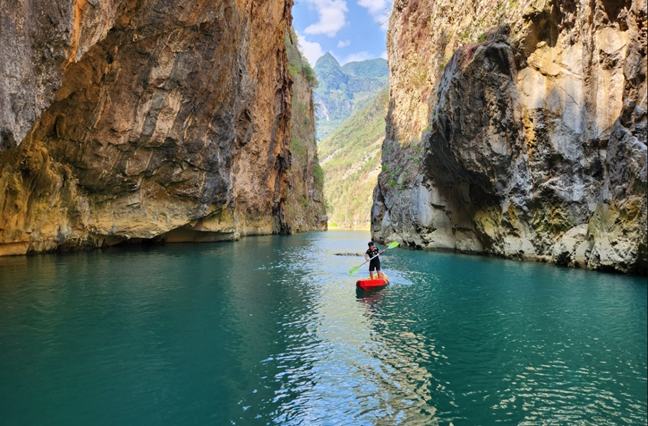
left=0, top=230, right=646, bottom=425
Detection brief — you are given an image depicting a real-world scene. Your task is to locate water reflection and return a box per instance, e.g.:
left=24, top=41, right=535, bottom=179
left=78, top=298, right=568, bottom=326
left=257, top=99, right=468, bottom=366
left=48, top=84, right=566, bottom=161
left=354, top=294, right=437, bottom=426
left=267, top=232, right=438, bottom=425
left=355, top=287, right=385, bottom=305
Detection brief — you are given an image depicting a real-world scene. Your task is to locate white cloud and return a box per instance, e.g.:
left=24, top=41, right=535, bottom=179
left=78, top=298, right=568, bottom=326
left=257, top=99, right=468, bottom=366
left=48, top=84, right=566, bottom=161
left=337, top=40, right=351, bottom=48
left=357, top=0, right=392, bottom=30
left=303, top=0, right=348, bottom=37
left=357, top=0, right=385, bottom=16
left=341, top=51, right=373, bottom=65
left=380, top=50, right=388, bottom=59
left=296, top=31, right=325, bottom=66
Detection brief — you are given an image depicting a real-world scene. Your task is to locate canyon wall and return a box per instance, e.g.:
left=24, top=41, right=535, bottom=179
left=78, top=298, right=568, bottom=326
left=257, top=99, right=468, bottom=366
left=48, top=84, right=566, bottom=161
left=0, top=0, right=325, bottom=256
left=284, top=30, right=327, bottom=232
left=372, top=0, right=647, bottom=274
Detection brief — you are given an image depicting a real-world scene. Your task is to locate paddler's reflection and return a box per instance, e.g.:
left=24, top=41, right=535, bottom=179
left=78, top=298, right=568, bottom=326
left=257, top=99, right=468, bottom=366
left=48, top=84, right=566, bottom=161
left=355, top=286, right=385, bottom=305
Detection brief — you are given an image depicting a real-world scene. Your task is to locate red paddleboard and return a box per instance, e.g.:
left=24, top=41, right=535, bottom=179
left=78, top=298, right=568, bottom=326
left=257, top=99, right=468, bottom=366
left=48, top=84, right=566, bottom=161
left=356, top=273, right=389, bottom=291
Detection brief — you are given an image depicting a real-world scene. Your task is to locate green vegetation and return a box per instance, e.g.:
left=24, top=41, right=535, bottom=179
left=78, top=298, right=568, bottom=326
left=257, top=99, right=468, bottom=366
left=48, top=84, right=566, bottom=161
left=318, top=87, right=389, bottom=228
left=313, top=162, right=324, bottom=190
left=316, top=118, right=347, bottom=140
left=341, top=58, right=389, bottom=78
left=314, top=53, right=388, bottom=139
left=303, top=62, right=317, bottom=87
left=283, top=28, right=326, bottom=232
left=285, top=29, right=318, bottom=89
left=457, top=27, right=472, bottom=44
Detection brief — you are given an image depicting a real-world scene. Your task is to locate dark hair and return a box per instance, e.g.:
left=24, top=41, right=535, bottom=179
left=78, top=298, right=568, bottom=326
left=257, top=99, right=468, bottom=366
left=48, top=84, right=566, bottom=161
left=368, top=241, right=374, bottom=245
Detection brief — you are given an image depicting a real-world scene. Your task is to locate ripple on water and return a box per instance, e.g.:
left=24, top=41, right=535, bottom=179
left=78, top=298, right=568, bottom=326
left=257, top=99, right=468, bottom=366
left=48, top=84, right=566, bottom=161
left=0, top=231, right=646, bottom=426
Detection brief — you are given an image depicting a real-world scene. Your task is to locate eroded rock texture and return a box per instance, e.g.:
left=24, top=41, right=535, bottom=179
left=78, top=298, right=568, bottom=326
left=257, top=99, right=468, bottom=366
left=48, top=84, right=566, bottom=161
left=372, top=0, right=647, bottom=274
left=0, top=0, right=325, bottom=256
left=284, top=30, right=327, bottom=232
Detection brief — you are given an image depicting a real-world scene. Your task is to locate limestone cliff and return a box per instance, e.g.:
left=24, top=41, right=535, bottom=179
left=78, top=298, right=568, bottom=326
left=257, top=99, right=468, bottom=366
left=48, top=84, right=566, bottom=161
left=0, top=0, right=324, bottom=256
left=284, top=30, right=327, bottom=232
left=372, top=0, right=647, bottom=274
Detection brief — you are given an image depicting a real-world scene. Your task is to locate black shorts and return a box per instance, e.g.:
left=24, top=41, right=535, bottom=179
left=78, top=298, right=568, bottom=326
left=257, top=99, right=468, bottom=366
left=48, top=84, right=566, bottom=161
left=369, top=258, right=381, bottom=271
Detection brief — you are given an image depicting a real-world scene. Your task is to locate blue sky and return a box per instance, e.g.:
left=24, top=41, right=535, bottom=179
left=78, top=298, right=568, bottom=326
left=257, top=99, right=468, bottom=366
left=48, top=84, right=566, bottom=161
left=292, top=0, right=392, bottom=66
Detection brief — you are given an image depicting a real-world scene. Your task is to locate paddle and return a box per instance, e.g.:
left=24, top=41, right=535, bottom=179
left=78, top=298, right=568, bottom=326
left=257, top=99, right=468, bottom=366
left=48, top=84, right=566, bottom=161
left=349, top=241, right=399, bottom=275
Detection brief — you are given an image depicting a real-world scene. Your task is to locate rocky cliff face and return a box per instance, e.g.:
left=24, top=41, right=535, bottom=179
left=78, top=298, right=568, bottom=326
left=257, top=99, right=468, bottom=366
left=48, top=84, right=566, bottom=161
left=372, top=0, right=647, bottom=274
left=0, top=0, right=325, bottom=256
left=284, top=30, right=327, bottom=232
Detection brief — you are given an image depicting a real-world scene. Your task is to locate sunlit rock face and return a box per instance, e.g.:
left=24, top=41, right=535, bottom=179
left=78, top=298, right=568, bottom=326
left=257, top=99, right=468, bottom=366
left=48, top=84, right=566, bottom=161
left=284, top=30, right=328, bottom=232
left=372, top=0, right=647, bottom=274
left=0, top=0, right=329, bottom=256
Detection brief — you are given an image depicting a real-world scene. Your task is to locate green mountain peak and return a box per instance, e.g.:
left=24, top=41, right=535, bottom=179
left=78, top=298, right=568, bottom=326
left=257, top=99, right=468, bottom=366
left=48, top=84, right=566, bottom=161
left=315, top=52, right=340, bottom=68
left=314, top=55, right=389, bottom=139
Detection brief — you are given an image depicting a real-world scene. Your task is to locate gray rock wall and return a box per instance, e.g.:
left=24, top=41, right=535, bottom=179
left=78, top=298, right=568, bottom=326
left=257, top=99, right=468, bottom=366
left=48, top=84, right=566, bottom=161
left=372, top=0, right=647, bottom=274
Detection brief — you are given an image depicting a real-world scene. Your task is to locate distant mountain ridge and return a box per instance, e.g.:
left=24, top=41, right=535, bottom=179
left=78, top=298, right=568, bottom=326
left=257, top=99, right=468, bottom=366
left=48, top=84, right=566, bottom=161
left=314, top=53, right=388, bottom=140
left=341, top=59, right=390, bottom=78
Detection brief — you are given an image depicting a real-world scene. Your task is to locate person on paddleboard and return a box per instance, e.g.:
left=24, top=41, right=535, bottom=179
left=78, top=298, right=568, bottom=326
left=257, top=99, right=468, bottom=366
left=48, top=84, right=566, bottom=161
left=365, top=241, right=384, bottom=280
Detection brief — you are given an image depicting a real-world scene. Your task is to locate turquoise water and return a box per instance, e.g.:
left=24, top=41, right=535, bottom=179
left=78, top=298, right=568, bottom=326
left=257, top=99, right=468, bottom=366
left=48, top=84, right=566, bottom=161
left=0, top=230, right=646, bottom=425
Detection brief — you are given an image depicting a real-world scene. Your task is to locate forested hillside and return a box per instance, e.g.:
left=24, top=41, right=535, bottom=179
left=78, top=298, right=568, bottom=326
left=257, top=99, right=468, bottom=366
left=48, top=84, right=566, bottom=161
left=314, top=53, right=388, bottom=139
left=319, top=87, right=388, bottom=227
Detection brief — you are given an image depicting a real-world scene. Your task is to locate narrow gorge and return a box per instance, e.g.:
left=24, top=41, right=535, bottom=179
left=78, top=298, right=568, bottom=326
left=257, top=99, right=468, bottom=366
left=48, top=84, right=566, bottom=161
left=1, top=3, right=647, bottom=424
left=372, top=0, right=647, bottom=275
left=0, top=0, right=325, bottom=256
